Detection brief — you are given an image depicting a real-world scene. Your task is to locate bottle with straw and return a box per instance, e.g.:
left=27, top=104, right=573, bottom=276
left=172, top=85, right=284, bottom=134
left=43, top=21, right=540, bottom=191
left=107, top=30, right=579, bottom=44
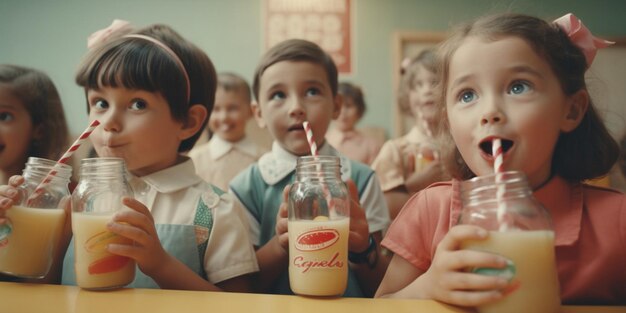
left=286, top=121, right=350, bottom=296
left=457, top=138, right=560, bottom=313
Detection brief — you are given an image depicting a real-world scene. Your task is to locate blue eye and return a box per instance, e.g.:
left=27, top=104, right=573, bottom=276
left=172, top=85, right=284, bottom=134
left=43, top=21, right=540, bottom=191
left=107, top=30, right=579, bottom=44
left=306, top=88, right=321, bottom=97
left=270, top=91, right=285, bottom=101
left=93, top=99, right=108, bottom=110
left=0, top=112, right=14, bottom=122
left=459, top=90, right=477, bottom=104
left=130, top=99, right=147, bottom=110
left=509, top=81, right=532, bottom=95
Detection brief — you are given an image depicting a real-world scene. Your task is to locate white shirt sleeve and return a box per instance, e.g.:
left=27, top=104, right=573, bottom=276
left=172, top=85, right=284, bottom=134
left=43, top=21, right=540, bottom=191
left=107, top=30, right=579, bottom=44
left=229, top=188, right=262, bottom=247
left=203, top=192, right=259, bottom=283
left=359, top=174, right=391, bottom=234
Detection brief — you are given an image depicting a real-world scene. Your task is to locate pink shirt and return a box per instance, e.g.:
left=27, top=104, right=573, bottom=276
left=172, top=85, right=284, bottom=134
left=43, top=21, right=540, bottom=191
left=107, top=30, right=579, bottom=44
left=326, top=128, right=383, bottom=165
left=382, top=176, right=626, bottom=305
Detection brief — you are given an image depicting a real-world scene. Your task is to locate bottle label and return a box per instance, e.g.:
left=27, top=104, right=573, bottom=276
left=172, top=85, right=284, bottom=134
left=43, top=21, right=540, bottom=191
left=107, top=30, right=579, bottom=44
left=295, top=229, right=339, bottom=251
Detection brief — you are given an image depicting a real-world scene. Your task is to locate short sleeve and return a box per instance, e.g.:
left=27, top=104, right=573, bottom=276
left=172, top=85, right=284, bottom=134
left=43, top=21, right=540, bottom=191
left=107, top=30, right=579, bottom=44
left=382, top=183, right=454, bottom=272
left=203, top=192, right=259, bottom=283
left=371, top=140, right=406, bottom=191
left=359, top=174, right=390, bottom=233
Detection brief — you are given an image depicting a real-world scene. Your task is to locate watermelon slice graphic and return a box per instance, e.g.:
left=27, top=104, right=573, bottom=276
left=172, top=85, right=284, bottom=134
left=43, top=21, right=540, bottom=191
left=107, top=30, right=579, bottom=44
left=295, top=229, right=339, bottom=251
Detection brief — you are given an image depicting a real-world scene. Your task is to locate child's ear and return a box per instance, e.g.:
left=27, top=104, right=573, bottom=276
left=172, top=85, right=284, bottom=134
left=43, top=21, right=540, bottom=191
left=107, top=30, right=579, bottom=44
left=332, top=94, right=343, bottom=120
left=560, top=89, right=589, bottom=133
left=251, top=100, right=267, bottom=129
left=180, top=104, right=208, bottom=140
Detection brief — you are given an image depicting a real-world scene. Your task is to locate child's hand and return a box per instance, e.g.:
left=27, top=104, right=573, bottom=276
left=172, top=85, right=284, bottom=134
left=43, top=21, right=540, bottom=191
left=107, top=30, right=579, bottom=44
left=106, top=197, right=169, bottom=278
left=418, top=225, right=510, bottom=307
left=405, top=160, right=446, bottom=193
left=345, top=180, right=370, bottom=253
left=274, top=185, right=290, bottom=251
left=0, top=176, right=25, bottom=219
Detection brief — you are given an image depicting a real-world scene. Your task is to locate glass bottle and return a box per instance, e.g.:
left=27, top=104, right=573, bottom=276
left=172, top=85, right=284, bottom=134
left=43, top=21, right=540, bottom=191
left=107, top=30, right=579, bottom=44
left=0, top=157, right=72, bottom=278
left=288, top=155, right=350, bottom=296
left=458, top=171, right=560, bottom=313
left=71, top=157, right=135, bottom=290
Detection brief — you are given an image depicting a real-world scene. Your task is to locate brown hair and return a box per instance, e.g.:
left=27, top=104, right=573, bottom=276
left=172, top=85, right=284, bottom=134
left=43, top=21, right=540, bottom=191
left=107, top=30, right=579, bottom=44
left=218, top=72, right=251, bottom=104
left=0, top=64, right=69, bottom=160
left=252, top=39, right=338, bottom=101
left=398, top=49, right=437, bottom=114
left=436, top=13, right=619, bottom=182
left=75, top=24, right=217, bottom=152
left=338, top=82, right=366, bottom=118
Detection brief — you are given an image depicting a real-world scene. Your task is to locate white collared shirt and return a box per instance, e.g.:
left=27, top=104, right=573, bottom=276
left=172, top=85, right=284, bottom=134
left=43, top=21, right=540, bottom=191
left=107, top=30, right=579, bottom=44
left=128, top=158, right=259, bottom=283
left=188, top=136, right=266, bottom=191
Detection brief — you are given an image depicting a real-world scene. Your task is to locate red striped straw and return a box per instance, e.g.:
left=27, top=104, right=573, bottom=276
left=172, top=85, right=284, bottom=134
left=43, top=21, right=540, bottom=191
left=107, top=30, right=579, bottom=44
left=492, top=138, right=507, bottom=228
left=303, top=121, right=318, bottom=156
left=26, top=120, right=100, bottom=205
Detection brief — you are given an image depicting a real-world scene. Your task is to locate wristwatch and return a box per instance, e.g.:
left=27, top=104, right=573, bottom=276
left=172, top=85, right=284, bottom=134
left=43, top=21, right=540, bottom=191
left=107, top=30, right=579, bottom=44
left=348, top=234, right=378, bottom=268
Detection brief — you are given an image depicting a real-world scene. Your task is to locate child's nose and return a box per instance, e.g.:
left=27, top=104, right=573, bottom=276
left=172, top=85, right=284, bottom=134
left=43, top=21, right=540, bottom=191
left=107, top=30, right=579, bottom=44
left=101, top=110, right=123, bottom=132
left=288, top=97, right=306, bottom=118
left=480, top=97, right=506, bottom=126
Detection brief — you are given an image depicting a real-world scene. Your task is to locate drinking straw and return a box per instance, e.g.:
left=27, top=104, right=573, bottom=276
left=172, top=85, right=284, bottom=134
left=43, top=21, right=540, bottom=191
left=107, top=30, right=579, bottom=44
left=26, top=120, right=100, bottom=205
left=492, top=138, right=507, bottom=229
left=303, top=121, right=318, bottom=156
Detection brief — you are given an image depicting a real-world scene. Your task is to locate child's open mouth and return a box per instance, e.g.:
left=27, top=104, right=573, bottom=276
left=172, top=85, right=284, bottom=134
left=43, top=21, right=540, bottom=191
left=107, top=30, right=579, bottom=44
left=288, top=124, right=305, bottom=132
left=479, top=138, right=514, bottom=155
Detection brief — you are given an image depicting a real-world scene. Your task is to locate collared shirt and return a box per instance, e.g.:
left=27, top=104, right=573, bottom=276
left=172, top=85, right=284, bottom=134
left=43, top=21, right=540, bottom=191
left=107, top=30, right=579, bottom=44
left=128, top=158, right=259, bottom=283
left=326, top=128, right=383, bottom=165
left=371, top=126, right=433, bottom=192
left=382, top=176, right=626, bottom=305
left=229, top=141, right=390, bottom=297
left=188, top=135, right=266, bottom=191
left=232, top=141, right=390, bottom=246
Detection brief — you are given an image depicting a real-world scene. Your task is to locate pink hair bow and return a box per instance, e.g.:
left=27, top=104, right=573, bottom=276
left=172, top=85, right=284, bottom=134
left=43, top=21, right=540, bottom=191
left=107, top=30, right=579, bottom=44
left=87, top=19, right=133, bottom=49
left=553, top=13, right=614, bottom=68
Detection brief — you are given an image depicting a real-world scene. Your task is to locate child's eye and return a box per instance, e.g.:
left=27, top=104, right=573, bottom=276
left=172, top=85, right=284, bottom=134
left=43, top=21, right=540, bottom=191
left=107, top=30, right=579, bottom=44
left=269, top=91, right=286, bottom=101
left=129, top=99, right=147, bottom=110
left=306, top=88, right=321, bottom=97
left=458, top=90, right=477, bottom=104
left=93, top=99, right=109, bottom=110
left=0, top=112, right=14, bottom=122
left=508, top=81, right=532, bottom=95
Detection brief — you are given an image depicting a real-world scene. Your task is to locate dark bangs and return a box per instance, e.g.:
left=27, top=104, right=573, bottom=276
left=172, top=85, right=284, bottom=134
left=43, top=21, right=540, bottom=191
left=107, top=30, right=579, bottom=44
left=76, top=38, right=189, bottom=121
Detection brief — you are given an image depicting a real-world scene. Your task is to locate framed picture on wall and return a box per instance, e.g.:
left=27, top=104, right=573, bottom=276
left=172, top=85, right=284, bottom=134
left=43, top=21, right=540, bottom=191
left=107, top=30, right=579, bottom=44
left=391, top=31, right=446, bottom=138
left=262, top=0, right=353, bottom=74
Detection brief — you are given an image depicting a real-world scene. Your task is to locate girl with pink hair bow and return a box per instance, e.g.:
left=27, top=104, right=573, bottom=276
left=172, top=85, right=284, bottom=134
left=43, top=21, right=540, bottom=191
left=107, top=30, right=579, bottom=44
left=376, top=12, right=625, bottom=307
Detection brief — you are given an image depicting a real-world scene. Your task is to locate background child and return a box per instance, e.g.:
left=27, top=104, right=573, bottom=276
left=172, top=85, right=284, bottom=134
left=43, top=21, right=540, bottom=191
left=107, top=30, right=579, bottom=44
left=326, top=82, right=383, bottom=165
left=189, top=72, right=266, bottom=191
left=0, top=21, right=258, bottom=291
left=0, top=64, right=69, bottom=184
left=376, top=13, right=625, bottom=306
left=229, top=39, right=390, bottom=297
left=371, top=49, right=448, bottom=220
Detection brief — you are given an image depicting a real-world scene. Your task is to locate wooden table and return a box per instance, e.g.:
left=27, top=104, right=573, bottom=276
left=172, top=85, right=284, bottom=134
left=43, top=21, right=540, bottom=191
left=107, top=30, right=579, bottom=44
left=1, top=282, right=624, bottom=313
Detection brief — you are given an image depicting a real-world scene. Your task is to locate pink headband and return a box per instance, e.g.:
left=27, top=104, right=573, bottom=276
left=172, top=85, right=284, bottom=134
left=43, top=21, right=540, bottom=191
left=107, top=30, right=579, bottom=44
left=87, top=20, right=191, bottom=103
left=553, top=13, right=614, bottom=68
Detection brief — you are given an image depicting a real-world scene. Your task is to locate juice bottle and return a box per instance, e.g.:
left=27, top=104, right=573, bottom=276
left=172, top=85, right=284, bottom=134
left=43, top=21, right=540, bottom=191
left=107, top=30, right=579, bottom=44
left=0, top=157, right=71, bottom=278
left=71, top=157, right=135, bottom=290
left=288, top=155, right=349, bottom=296
left=458, top=171, right=560, bottom=313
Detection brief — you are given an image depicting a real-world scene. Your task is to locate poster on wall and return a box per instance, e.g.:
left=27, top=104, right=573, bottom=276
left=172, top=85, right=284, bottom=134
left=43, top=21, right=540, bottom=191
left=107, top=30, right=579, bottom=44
left=263, top=0, right=353, bottom=74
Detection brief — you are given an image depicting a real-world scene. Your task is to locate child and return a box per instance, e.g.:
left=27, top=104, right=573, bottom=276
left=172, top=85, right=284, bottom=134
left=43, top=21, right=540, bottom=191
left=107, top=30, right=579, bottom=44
left=189, top=72, right=266, bottom=191
left=376, top=13, right=625, bottom=306
left=326, top=82, right=383, bottom=165
left=0, top=21, right=258, bottom=291
left=229, top=39, right=391, bottom=297
left=371, top=49, right=448, bottom=219
left=0, top=65, right=69, bottom=184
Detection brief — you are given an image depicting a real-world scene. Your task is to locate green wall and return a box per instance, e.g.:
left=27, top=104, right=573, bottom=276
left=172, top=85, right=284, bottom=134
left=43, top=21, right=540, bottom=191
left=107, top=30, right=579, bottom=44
left=1, top=0, right=625, bottom=136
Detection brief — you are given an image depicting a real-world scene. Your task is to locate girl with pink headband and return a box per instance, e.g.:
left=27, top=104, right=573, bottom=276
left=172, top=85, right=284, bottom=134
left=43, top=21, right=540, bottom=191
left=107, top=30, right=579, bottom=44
left=0, top=21, right=259, bottom=291
left=376, top=12, right=625, bottom=306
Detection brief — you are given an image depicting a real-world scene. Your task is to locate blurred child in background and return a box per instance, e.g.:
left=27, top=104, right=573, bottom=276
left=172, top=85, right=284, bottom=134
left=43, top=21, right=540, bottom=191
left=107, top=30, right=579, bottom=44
left=326, top=82, right=383, bottom=165
left=189, top=72, right=267, bottom=191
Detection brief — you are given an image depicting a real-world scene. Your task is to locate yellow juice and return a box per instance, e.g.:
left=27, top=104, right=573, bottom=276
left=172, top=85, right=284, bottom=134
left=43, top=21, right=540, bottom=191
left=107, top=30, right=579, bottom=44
left=288, top=217, right=349, bottom=296
left=462, top=230, right=560, bottom=313
left=0, top=206, right=65, bottom=278
left=72, top=212, right=135, bottom=290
